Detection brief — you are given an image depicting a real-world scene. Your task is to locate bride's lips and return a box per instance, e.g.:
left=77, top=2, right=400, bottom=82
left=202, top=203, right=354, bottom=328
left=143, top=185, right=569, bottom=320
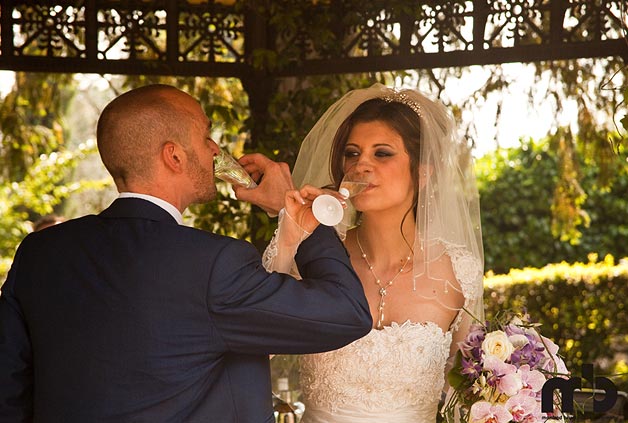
left=361, top=183, right=376, bottom=193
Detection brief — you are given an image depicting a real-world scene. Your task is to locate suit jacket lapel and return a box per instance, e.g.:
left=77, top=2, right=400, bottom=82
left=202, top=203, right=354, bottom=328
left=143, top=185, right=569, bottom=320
left=100, top=198, right=179, bottom=225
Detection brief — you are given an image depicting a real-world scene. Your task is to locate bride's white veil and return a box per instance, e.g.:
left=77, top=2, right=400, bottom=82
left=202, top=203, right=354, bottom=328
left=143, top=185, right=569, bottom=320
left=292, top=83, right=485, bottom=342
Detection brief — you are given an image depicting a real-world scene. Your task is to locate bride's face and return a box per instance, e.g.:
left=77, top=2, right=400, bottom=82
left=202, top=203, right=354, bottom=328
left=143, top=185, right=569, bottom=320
left=343, top=120, right=415, bottom=214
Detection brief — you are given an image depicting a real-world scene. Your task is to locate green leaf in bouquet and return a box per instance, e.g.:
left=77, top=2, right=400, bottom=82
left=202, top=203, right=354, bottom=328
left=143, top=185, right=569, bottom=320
left=447, top=351, right=466, bottom=389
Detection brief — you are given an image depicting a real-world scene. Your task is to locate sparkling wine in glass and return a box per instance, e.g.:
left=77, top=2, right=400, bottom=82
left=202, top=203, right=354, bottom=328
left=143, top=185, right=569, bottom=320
left=311, top=170, right=370, bottom=226
left=214, top=147, right=257, bottom=189
left=338, top=178, right=369, bottom=200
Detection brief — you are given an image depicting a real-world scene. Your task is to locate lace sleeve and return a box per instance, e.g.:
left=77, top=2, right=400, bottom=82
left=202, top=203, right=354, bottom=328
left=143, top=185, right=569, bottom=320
left=443, top=243, right=485, bottom=381
left=441, top=246, right=484, bottom=422
left=261, top=209, right=307, bottom=278
left=261, top=227, right=281, bottom=271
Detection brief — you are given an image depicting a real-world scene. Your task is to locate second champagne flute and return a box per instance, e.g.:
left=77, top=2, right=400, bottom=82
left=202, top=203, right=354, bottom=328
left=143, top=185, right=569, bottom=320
left=311, top=169, right=370, bottom=226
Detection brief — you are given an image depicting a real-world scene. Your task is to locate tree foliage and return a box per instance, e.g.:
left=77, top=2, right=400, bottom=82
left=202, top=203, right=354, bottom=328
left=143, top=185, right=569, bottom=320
left=3, top=70, right=627, bottom=280
left=0, top=73, right=75, bottom=180
left=476, top=134, right=628, bottom=274
left=0, top=142, right=109, bottom=281
left=0, top=73, right=111, bottom=283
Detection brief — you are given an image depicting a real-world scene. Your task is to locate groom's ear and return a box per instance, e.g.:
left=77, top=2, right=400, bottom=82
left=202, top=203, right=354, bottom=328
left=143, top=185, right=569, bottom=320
left=162, top=141, right=184, bottom=173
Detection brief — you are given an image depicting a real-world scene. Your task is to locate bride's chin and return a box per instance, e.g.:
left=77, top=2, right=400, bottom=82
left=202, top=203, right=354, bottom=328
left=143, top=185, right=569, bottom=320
left=352, top=200, right=373, bottom=213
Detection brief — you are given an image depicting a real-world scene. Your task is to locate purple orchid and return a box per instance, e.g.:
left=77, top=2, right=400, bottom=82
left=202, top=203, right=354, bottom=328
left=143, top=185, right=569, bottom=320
left=461, top=357, right=483, bottom=379
left=459, top=324, right=486, bottom=360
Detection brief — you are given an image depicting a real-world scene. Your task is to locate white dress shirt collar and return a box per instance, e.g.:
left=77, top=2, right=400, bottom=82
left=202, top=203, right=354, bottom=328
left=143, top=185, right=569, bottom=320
left=118, top=192, right=184, bottom=225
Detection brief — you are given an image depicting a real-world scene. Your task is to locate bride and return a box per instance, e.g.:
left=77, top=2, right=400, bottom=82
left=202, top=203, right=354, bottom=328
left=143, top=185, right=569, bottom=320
left=263, top=84, right=485, bottom=423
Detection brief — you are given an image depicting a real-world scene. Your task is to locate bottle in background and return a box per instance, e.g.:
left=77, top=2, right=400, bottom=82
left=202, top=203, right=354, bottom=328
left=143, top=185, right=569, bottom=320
left=273, top=377, right=297, bottom=423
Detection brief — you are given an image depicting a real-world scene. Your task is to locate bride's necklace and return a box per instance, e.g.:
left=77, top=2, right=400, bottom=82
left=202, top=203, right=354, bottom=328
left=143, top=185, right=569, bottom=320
left=356, top=230, right=412, bottom=329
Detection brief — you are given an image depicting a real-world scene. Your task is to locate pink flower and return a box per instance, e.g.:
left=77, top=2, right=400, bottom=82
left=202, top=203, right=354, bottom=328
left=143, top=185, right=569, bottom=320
left=505, top=393, right=539, bottom=422
left=483, top=355, right=516, bottom=373
left=470, top=401, right=513, bottom=423
left=499, top=371, right=524, bottom=396
left=445, top=313, right=570, bottom=423
left=518, top=365, right=546, bottom=392
left=540, top=351, right=568, bottom=375
left=484, top=356, right=524, bottom=396
left=540, top=336, right=559, bottom=356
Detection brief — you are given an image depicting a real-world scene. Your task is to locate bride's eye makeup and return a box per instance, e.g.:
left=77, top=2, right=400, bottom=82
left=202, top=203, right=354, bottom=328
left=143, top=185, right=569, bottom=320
left=375, top=148, right=394, bottom=157
left=343, top=146, right=396, bottom=160
left=343, top=147, right=360, bottom=158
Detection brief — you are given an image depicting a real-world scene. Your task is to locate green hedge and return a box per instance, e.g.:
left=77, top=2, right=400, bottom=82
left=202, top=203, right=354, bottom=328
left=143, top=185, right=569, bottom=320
left=484, top=255, right=628, bottom=392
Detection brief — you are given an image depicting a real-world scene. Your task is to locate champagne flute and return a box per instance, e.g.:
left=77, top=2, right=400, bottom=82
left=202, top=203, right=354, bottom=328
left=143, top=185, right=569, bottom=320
left=311, top=169, right=370, bottom=226
left=214, top=147, right=257, bottom=189
left=338, top=172, right=370, bottom=199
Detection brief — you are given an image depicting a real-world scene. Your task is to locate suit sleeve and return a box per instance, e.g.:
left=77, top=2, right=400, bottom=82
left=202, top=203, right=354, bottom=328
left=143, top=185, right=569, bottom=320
left=0, top=244, right=34, bottom=422
left=207, top=225, right=372, bottom=355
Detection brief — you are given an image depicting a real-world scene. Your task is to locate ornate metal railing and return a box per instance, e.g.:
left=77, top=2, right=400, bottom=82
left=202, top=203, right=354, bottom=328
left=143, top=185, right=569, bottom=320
left=0, top=0, right=626, bottom=77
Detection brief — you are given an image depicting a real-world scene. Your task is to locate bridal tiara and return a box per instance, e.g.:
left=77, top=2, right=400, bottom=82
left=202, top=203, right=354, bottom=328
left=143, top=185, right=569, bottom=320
left=381, top=92, right=422, bottom=118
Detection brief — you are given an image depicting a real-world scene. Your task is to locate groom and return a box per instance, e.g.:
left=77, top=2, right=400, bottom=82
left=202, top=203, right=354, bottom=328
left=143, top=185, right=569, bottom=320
left=0, top=84, right=372, bottom=422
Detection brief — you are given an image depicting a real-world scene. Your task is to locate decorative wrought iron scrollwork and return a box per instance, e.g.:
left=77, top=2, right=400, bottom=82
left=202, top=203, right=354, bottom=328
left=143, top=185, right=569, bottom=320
left=12, top=2, right=86, bottom=58
left=98, top=1, right=167, bottom=61
left=565, top=0, right=626, bottom=42
left=179, top=2, right=244, bottom=63
left=486, top=0, right=549, bottom=48
left=0, top=0, right=625, bottom=76
left=414, top=1, right=472, bottom=53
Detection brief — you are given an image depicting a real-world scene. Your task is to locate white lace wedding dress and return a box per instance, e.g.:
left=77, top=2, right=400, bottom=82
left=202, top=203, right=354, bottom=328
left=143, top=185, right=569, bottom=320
left=298, top=320, right=452, bottom=423
left=264, top=233, right=482, bottom=423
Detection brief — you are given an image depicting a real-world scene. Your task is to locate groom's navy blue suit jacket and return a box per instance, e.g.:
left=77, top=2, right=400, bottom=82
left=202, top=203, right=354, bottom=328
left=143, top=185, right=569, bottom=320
left=0, top=198, right=371, bottom=422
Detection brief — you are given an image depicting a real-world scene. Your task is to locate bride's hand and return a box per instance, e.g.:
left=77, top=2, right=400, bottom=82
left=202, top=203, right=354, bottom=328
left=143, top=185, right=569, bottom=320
left=267, top=186, right=346, bottom=273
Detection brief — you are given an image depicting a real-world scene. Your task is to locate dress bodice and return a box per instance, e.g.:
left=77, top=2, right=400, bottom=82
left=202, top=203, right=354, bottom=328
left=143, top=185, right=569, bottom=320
left=299, top=321, right=452, bottom=423
left=263, top=225, right=484, bottom=423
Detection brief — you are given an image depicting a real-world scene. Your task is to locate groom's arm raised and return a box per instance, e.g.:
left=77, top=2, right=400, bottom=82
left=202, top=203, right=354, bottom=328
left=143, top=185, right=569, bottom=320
left=207, top=224, right=372, bottom=355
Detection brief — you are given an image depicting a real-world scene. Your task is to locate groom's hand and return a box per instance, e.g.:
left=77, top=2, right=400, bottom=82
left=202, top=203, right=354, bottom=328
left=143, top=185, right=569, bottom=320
left=234, top=153, right=294, bottom=216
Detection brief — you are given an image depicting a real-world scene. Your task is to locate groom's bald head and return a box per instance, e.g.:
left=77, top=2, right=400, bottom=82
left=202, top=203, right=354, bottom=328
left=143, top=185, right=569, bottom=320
left=97, top=84, right=193, bottom=187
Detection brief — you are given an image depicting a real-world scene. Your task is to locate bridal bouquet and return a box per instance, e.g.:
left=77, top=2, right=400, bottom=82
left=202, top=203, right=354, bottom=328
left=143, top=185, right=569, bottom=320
left=443, top=312, right=569, bottom=423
